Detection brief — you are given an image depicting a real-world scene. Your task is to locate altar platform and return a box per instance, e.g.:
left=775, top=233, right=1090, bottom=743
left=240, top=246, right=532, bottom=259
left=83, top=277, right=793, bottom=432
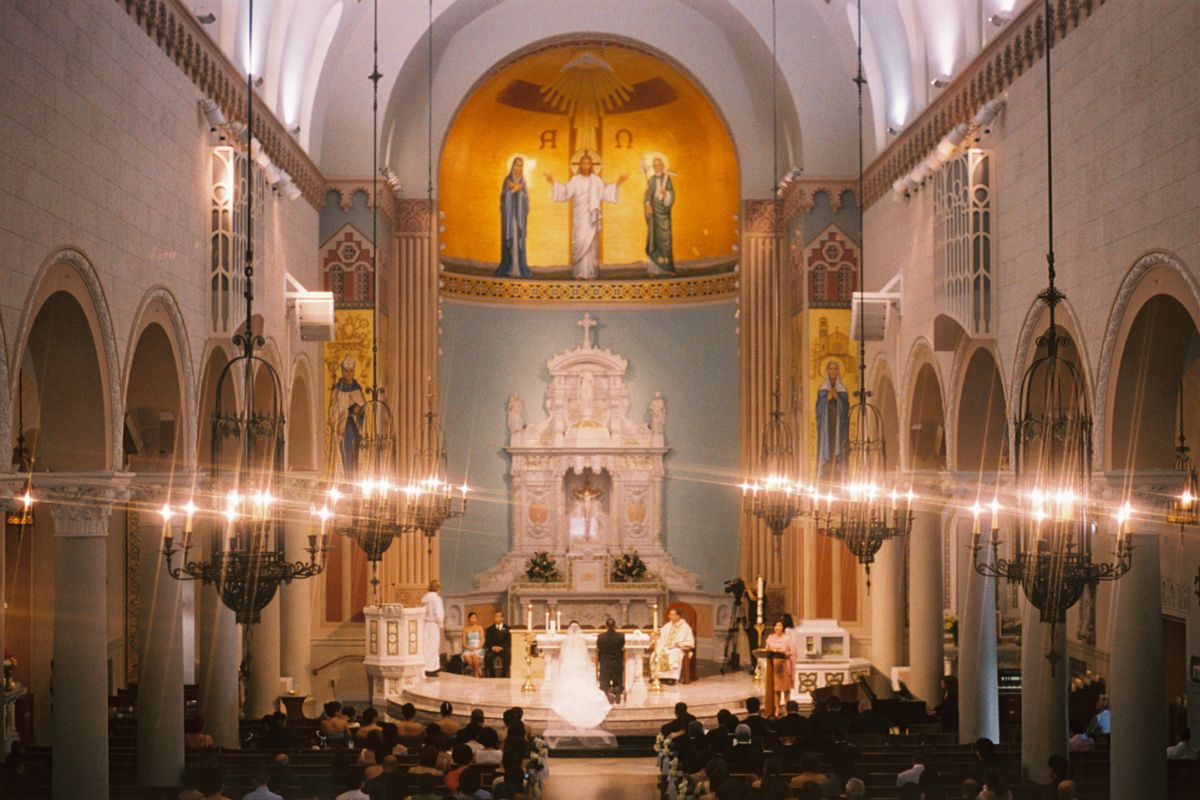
left=389, top=671, right=756, bottom=736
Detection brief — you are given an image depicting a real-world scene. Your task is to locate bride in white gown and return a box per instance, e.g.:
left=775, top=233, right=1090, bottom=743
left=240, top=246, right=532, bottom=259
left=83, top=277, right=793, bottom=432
left=549, top=622, right=612, bottom=731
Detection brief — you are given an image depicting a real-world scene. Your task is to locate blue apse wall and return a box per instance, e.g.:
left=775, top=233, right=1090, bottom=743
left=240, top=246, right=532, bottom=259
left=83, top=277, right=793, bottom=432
left=437, top=301, right=741, bottom=594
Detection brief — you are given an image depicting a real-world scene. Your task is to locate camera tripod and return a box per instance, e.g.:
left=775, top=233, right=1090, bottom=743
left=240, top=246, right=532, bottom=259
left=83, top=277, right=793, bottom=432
left=720, top=598, right=750, bottom=675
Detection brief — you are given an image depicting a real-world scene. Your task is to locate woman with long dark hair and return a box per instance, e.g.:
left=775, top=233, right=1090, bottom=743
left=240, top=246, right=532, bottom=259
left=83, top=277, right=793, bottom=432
left=501, top=707, right=528, bottom=791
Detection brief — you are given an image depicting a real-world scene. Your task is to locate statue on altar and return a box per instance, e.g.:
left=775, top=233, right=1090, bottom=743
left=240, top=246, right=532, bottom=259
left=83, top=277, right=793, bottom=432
left=653, top=608, right=695, bottom=684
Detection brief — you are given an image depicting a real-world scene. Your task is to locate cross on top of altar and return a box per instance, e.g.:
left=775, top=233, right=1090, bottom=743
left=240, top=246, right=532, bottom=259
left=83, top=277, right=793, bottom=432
left=578, top=313, right=597, bottom=349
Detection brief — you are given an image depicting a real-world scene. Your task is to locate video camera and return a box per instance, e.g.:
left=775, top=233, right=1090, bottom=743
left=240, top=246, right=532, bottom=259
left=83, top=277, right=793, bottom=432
left=723, top=577, right=746, bottom=604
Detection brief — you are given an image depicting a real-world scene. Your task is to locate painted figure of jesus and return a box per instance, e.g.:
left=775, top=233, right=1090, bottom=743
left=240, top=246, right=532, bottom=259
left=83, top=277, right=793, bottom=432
left=545, top=152, right=626, bottom=280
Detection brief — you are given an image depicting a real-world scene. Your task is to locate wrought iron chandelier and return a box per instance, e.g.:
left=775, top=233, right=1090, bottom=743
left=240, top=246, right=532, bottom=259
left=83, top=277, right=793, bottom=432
left=1167, top=380, right=1198, bottom=527
left=972, top=0, right=1131, bottom=670
left=401, top=389, right=469, bottom=551
left=6, top=374, right=34, bottom=529
left=812, top=0, right=913, bottom=583
left=739, top=0, right=809, bottom=541
left=162, top=0, right=326, bottom=625
left=328, top=0, right=405, bottom=601
left=742, top=380, right=809, bottom=538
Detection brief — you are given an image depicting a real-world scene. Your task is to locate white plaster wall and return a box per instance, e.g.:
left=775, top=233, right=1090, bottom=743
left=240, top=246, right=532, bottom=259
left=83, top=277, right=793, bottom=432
left=0, top=0, right=322, bottom=741
left=863, top=0, right=1199, bottom=678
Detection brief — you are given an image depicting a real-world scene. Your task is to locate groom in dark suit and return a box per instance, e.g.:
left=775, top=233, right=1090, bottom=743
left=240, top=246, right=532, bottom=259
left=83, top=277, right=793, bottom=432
left=484, top=611, right=512, bottom=677
left=597, top=617, right=626, bottom=703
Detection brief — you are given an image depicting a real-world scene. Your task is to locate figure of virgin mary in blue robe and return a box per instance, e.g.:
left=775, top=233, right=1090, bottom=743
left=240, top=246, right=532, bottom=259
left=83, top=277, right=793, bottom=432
left=494, top=157, right=532, bottom=278
left=328, top=356, right=367, bottom=480
left=816, top=360, right=851, bottom=482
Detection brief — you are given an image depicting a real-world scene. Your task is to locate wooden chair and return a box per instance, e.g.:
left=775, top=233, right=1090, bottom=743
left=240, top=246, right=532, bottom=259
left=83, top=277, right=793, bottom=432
left=667, top=601, right=699, bottom=684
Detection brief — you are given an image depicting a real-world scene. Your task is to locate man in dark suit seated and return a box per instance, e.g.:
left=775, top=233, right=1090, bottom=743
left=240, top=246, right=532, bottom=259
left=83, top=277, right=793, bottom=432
left=778, top=700, right=813, bottom=744
left=483, top=611, right=512, bottom=678
left=597, top=617, right=626, bottom=703
left=661, top=701, right=698, bottom=737
left=741, top=696, right=767, bottom=738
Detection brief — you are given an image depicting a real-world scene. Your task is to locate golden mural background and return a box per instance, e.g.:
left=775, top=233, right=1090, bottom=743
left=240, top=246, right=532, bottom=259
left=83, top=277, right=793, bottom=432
left=439, top=42, right=740, bottom=277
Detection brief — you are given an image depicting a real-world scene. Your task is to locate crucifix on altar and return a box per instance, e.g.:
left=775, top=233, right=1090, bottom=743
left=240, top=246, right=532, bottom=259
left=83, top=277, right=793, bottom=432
left=578, top=312, right=597, bottom=349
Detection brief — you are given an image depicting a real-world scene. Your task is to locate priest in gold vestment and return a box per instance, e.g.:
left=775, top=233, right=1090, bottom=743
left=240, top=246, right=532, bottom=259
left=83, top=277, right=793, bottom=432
left=653, top=608, right=695, bottom=683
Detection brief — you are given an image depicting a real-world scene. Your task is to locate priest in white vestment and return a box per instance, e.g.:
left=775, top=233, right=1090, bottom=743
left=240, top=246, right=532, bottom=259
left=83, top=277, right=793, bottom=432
left=545, top=153, right=626, bottom=279
left=421, top=580, right=445, bottom=675
left=653, top=608, right=695, bottom=683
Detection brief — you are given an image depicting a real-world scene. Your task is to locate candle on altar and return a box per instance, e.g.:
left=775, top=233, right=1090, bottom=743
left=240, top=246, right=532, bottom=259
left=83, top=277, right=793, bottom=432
left=756, top=576, right=764, bottom=624
left=555, top=610, right=561, bottom=630
left=652, top=602, right=658, bottom=631
left=544, top=611, right=549, bottom=630
left=526, top=603, right=533, bottom=630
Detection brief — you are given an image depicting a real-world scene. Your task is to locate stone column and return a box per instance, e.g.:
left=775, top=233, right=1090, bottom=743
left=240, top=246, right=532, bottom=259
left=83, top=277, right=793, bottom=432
left=46, top=480, right=125, bottom=800
left=908, top=508, right=945, bottom=709
left=958, top=540, right=999, bottom=743
left=197, top=522, right=240, bottom=749
left=243, top=593, right=281, bottom=719
left=389, top=199, right=440, bottom=601
left=279, top=518, right=314, bottom=714
left=1110, top=533, right=1166, bottom=798
left=738, top=199, right=788, bottom=591
left=870, top=538, right=905, bottom=680
left=1020, top=599, right=1067, bottom=783
left=135, top=505, right=184, bottom=786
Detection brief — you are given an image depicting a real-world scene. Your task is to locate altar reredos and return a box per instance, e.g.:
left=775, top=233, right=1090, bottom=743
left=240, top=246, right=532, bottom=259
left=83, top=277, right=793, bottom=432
left=473, top=314, right=699, bottom=593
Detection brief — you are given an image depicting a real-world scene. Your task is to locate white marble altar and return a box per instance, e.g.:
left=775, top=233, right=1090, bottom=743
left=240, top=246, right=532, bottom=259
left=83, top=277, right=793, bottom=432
left=473, top=314, right=700, bottom=596
left=363, top=604, right=426, bottom=708
left=534, top=629, right=651, bottom=698
left=788, top=619, right=871, bottom=701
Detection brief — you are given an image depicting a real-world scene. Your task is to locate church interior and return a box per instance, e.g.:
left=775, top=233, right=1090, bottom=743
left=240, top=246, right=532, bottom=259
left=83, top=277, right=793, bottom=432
left=0, top=0, right=1198, bottom=798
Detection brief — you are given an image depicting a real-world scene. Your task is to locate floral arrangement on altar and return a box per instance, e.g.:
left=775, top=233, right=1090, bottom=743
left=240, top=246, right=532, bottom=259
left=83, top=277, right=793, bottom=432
left=611, top=549, right=649, bottom=582
left=944, top=612, right=958, bottom=645
left=524, top=551, right=562, bottom=583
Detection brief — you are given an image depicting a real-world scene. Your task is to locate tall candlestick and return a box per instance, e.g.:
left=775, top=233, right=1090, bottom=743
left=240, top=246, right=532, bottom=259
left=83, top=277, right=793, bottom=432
left=756, top=575, right=764, bottom=624
left=526, top=603, right=532, bottom=630
left=544, top=611, right=549, bottom=630
left=555, top=610, right=561, bottom=630
left=652, top=602, right=658, bottom=631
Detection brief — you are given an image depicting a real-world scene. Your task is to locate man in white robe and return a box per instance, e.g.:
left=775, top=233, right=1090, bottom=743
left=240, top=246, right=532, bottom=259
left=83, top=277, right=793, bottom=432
left=421, top=580, right=444, bottom=676
left=545, top=154, right=626, bottom=279
left=653, top=608, right=695, bottom=684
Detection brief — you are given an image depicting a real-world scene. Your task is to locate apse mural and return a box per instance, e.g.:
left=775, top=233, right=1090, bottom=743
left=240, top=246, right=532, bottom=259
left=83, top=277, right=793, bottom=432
left=440, top=43, right=740, bottom=283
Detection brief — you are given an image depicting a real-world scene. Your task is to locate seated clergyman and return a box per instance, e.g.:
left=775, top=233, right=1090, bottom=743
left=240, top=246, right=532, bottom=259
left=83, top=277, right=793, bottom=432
left=653, top=608, right=695, bottom=684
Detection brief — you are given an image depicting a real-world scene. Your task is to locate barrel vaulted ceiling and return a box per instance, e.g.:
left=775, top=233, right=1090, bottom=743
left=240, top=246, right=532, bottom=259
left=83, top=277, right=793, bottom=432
left=189, top=0, right=1030, bottom=194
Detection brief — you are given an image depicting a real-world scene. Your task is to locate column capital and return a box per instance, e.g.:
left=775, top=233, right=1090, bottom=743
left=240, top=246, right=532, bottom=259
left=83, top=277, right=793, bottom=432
left=36, top=472, right=132, bottom=538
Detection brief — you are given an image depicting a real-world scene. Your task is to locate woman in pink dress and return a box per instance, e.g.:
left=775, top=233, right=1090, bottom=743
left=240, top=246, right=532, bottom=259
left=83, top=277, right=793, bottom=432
left=765, top=620, right=796, bottom=710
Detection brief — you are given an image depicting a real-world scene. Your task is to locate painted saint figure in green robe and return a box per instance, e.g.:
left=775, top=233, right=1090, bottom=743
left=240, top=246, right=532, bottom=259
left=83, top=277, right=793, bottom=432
left=643, top=157, right=676, bottom=273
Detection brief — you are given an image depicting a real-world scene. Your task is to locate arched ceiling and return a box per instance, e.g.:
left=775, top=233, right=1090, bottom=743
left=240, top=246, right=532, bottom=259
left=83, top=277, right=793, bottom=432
left=192, top=0, right=1031, bottom=193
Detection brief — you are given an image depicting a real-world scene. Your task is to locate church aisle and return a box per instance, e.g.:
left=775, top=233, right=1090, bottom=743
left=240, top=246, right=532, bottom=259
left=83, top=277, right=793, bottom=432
left=541, top=757, right=659, bottom=799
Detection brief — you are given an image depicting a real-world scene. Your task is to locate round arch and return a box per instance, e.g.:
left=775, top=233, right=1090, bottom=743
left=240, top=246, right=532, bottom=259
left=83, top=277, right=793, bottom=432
left=952, top=344, right=1008, bottom=475
left=900, top=340, right=948, bottom=472
left=868, top=355, right=902, bottom=472
left=123, top=288, right=198, bottom=469
left=1094, top=250, right=1200, bottom=471
left=375, top=8, right=809, bottom=197
left=288, top=354, right=318, bottom=472
left=197, top=343, right=239, bottom=470
left=13, top=248, right=121, bottom=471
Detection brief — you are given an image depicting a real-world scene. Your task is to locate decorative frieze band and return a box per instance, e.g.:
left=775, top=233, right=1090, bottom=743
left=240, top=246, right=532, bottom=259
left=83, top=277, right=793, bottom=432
left=439, top=273, right=739, bottom=305
left=115, top=0, right=326, bottom=210
left=862, top=0, right=1106, bottom=207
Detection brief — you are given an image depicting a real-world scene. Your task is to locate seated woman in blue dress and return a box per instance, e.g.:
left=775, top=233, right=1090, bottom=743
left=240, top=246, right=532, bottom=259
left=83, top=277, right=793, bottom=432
left=462, top=612, right=485, bottom=678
